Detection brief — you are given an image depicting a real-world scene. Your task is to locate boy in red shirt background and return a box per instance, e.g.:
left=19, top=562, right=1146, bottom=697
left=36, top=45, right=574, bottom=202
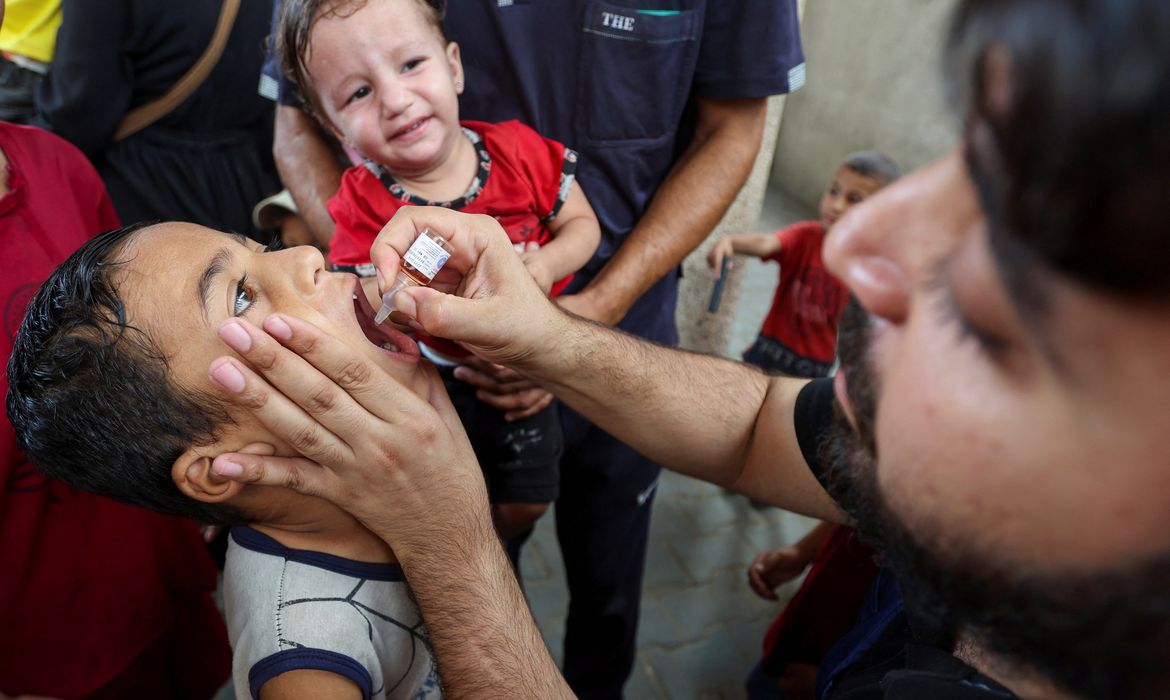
left=708, top=151, right=900, bottom=378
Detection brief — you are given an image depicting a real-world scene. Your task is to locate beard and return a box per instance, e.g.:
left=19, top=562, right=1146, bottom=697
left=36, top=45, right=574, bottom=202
left=822, top=298, right=1170, bottom=700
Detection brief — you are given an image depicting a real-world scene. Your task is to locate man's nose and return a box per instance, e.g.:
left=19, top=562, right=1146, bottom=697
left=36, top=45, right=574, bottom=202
left=823, top=150, right=973, bottom=325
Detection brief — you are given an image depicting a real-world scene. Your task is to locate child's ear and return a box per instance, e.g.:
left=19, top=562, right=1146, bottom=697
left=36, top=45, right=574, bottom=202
left=172, top=442, right=276, bottom=504
left=447, top=41, right=464, bottom=94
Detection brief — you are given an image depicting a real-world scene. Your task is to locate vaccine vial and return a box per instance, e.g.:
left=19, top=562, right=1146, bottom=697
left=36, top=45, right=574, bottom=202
left=374, top=228, right=453, bottom=325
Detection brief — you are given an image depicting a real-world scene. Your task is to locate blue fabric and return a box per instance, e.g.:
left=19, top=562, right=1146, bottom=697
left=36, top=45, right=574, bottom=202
left=230, top=526, right=406, bottom=582
left=745, top=660, right=784, bottom=700
left=445, top=0, right=804, bottom=274
left=249, top=647, right=373, bottom=699
left=816, top=568, right=905, bottom=700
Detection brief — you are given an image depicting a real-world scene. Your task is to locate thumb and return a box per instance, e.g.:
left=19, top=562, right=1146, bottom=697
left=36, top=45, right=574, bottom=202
left=212, top=453, right=331, bottom=498
left=393, top=285, right=490, bottom=345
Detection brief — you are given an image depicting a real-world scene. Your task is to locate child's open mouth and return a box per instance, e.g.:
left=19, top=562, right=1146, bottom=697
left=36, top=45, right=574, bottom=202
left=349, top=277, right=421, bottom=364
left=392, top=117, right=430, bottom=141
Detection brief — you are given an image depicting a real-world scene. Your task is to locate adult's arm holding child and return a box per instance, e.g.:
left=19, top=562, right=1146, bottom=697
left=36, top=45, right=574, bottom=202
left=557, top=96, right=767, bottom=324
left=274, top=105, right=342, bottom=248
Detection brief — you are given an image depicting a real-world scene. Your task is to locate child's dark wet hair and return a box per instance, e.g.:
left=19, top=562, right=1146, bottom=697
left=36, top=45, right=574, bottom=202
left=276, top=0, right=448, bottom=121
left=6, top=223, right=245, bottom=526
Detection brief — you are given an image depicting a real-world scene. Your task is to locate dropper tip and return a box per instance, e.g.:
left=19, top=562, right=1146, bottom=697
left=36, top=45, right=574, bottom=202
left=373, top=303, right=392, bottom=325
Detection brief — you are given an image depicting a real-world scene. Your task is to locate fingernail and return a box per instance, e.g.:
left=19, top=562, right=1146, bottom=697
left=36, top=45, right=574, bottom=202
left=213, top=460, right=244, bottom=478
left=219, top=321, right=251, bottom=352
left=265, top=315, right=292, bottom=340
left=376, top=268, right=385, bottom=288
left=453, top=367, right=468, bottom=380
left=392, top=288, right=418, bottom=318
left=209, top=358, right=246, bottom=393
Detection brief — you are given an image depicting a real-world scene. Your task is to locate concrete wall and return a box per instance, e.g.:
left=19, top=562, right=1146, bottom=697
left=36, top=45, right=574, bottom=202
left=675, top=0, right=808, bottom=355
left=771, top=0, right=960, bottom=208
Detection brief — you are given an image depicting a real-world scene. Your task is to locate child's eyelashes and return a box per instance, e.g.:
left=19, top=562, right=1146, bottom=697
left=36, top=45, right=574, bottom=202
left=346, top=86, right=371, bottom=105
left=402, top=57, right=425, bottom=73
left=233, top=275, right=257, bottom=316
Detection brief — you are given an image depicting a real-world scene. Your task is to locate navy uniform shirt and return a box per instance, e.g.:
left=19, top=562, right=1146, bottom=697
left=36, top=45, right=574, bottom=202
left=445, top=2, right=803, bottom=274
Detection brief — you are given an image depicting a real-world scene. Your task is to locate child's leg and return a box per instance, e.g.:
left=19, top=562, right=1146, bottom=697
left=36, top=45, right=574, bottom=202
left=439, top=367, right=562, bottom=556
left=481, top=400, right=562, bottom=544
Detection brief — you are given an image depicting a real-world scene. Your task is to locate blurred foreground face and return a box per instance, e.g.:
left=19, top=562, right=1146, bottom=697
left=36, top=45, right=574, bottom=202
left=817, top=1, right=1170, bottom=695
left=826, top=149, right=1170, bottom=575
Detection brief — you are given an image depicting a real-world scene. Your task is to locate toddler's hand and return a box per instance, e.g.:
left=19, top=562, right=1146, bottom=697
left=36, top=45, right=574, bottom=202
left=747, top=545, right=814, bottom=600
left=454, top=355, right=554, bottom=421
left=707, top=238, right=735, bottom=277
left=520, top=247, right=555, bottom=295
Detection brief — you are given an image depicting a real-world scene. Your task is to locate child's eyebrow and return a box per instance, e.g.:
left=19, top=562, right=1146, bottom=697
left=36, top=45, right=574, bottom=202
left=198, top=247, right=234, bottom=321
left=197, top=231, right=253, bottom=319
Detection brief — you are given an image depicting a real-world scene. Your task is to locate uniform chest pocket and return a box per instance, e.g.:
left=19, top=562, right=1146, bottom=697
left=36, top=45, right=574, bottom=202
left=576, top=2, right=702, bottom=145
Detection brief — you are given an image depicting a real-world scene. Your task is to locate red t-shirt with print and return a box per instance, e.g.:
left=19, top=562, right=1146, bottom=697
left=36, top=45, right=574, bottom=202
left=758, top=221, right=849, bottom=363
left=328, top=119, right=578, bottom=296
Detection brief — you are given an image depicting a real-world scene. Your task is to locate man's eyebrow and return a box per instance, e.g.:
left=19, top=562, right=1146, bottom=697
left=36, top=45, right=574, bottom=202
left=198, top=247, right=233, bottom=320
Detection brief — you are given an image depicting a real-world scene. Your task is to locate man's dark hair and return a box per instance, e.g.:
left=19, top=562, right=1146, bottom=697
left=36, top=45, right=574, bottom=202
left=276, top=0, right=448, bottom=121
left=950, top=0, right=1170, bottom=299
left=6, top=223, right=245, bottom=526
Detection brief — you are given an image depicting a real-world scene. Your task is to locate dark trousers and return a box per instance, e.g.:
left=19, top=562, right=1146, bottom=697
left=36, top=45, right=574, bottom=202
left=557, top=404, right=660, bottom=700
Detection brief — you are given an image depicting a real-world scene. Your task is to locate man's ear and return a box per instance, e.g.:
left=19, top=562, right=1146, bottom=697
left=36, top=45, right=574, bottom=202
left=172, top=442, right=276, bottom=503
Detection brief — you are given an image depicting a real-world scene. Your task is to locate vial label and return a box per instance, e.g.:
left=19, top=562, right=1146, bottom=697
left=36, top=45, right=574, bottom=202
left=403, top=232, right=450, bottom=281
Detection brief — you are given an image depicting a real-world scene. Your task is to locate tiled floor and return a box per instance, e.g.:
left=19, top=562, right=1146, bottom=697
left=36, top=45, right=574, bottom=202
left=523, top=474, right=819, bottom=700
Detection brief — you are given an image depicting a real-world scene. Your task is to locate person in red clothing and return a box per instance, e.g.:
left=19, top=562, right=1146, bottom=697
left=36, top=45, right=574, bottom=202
left=710, top=153, right=897, bottom=699
left=275, top=0, right=600, bottom=559
left=709, top=152, right=900, bottom=378
left=0, top=118, right=230, bottom=698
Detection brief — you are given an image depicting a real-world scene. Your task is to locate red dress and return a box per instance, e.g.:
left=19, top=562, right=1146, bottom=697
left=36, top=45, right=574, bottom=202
left=0, top=122, right=230, bottom=698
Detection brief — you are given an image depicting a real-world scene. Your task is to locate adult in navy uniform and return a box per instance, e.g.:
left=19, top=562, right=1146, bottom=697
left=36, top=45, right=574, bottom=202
left=264, top=2, right=803, bottom=696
